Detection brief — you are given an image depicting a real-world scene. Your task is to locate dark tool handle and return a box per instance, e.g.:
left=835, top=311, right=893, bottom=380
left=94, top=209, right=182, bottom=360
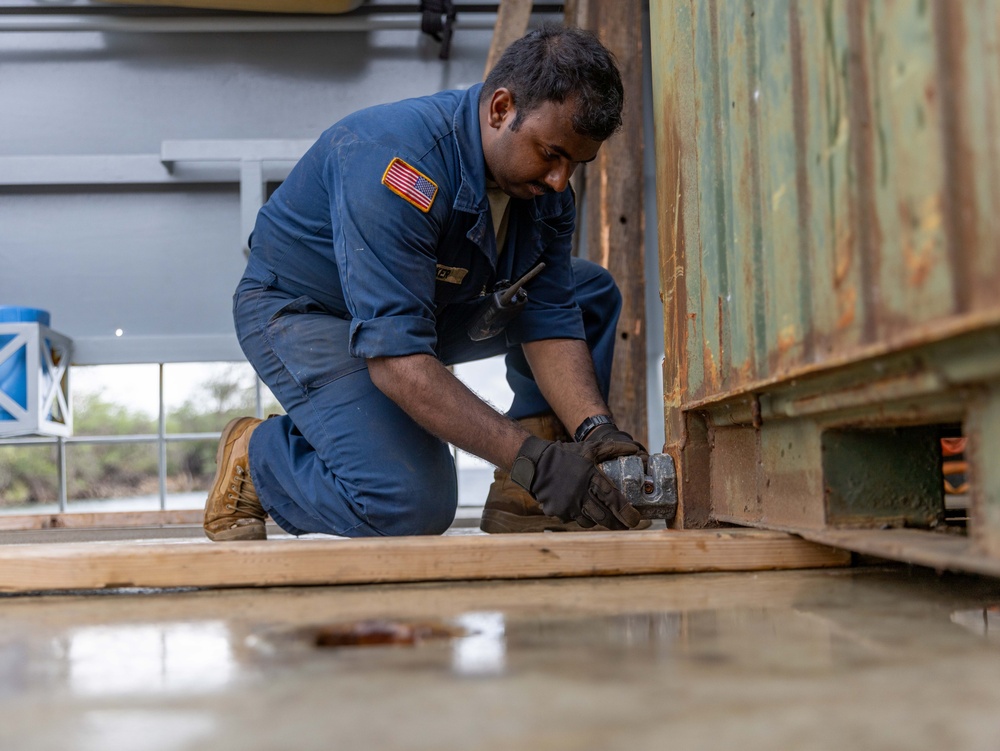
left=498, top=262, right=546, bottom=305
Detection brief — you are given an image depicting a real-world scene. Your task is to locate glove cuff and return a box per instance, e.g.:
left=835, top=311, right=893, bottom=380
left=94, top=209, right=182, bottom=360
left=510, top=435, right=549, bottom=492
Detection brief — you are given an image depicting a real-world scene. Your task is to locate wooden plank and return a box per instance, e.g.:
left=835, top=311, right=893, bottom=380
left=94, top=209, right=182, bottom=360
left=563, top=0, right=588, bottom=28
left=797, top=528, right=1000, bottom=579
left=483, top=0, right=534, bottom=77
left=563, top=0, right=589, bottom=256
left=968, top=384, right=1000, bottom=558
left=0, top=529, right=849, bottom=593
left=581, top=0, right=648, bottom=445
left=0, top=509, right=203, bottom=532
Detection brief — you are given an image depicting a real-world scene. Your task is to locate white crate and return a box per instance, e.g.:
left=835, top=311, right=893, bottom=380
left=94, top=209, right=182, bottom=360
left=0, top=322, right=73, bottom=437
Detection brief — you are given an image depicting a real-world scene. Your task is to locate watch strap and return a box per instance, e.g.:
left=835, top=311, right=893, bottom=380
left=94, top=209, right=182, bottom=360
left=573, top=414, right=615, bottom=443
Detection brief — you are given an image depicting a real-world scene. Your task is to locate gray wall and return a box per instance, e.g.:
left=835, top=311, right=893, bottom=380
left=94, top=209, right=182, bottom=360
left=0, top=2, right=498, bottom=363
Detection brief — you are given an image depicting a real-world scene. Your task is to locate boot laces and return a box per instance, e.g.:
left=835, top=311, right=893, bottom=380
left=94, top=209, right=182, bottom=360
left=226, top=465, right=265, bottom=520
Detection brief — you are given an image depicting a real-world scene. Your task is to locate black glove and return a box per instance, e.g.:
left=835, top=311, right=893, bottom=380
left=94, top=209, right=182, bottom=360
left=584, top=422, right=649, bottom=461
left=510, top=435, right=643, bottom=530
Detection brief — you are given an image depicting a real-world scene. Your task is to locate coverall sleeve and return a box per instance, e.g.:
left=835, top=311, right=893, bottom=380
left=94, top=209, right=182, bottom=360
left=327, top=142, right=445, bottom=359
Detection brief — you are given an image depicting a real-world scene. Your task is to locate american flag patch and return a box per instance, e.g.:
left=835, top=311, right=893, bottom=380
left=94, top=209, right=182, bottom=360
left=381, top=158, right=438, bottom=213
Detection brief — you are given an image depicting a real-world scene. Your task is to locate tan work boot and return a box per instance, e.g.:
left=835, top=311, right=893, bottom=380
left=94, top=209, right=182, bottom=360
left=480, top=414, right=650, bottom=533
left=204, top=416, right=267, bottom=541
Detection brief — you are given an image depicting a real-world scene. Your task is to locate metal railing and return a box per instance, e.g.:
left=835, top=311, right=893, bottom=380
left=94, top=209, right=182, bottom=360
left=0, top=364, right=266, bottom=513
left=1, top=361, right=497, bottom=519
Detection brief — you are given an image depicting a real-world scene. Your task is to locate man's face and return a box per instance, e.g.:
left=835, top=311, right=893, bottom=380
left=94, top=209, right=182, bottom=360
left=481, top=89, right=603, bottom=200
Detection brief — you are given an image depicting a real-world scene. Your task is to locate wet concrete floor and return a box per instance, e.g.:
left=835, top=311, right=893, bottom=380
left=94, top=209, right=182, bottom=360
left=0, top=564, right=998, bottom=750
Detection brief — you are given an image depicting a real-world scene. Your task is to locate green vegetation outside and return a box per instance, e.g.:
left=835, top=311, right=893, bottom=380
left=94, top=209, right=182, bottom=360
left=0, top=367, right=281, bottom=508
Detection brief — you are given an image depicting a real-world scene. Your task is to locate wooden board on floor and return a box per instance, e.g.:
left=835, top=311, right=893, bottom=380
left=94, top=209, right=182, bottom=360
left=0, top=509, right=203, bottom=532
left=0, top=529, right=849, bottom=593
left=798, top=528, right=1000, bottom=579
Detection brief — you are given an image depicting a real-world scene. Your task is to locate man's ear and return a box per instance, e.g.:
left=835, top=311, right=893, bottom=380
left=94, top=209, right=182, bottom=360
left=488, top=88, right=515, bottom=129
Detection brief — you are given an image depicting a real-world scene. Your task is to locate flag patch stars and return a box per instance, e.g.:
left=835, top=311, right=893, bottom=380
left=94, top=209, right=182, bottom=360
left=381, top=157, right=438, bottom=213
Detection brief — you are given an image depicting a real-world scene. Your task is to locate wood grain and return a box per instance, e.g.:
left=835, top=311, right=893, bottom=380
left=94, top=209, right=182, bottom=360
left=581, top=0, right=649, bottom=445
left=483, top=0, right=534, bottom=78
left=799, top=527, right=1000, bottom=579
left=0, top=510, right=203, bottom=531
left=0, top=529, right=850, bottom=592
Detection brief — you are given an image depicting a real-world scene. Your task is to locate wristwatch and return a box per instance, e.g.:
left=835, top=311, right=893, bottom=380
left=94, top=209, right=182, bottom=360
left=573, top=414, right=615, bottom=443
left=510, top=435, right=548, bottom=491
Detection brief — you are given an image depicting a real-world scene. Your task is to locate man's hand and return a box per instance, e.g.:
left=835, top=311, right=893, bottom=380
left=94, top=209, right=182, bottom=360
left=511, top=435, right=643, bottom=529
left=583, top=422, right=649, bottom=462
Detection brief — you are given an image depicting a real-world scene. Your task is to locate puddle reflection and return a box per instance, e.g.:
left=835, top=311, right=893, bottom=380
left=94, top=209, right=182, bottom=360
left=103, top=600, right=999, bottom=691
left=63, top=622, right=235, bottom=696
left=251, top=609, right=847, bottom=676
left=451, top=611, right=506, bottom=676
left=951, top=605, right=1000, bottom=641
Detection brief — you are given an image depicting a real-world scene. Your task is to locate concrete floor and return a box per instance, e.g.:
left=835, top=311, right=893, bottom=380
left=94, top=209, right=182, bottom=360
left=0, top=564, right=998, bottom=750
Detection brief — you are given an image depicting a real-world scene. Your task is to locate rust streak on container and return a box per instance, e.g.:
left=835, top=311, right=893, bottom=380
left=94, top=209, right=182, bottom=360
left=845, top=0, right=881, bottom=343
left=899, top=194, right=942, bottom=289
left=707, top=0, right=731, bottom=381
left=659, top=99, right=689, bottom=442
left=789, top=0, right=816, bottom=363
left=660, top=142, right=685, bottom=376
left=932, top=0, right=976, bottom=314
left=717, top=294, right=725, bottom=379
left=744, top=1, right=767, bottom=379
left=703, top=340, right=721, bottom=393
left=986, top=0, right=1000, bottom=301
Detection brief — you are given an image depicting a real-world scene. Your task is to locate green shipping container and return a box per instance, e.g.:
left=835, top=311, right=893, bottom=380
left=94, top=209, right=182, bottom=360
left=649, top=0, right=1000, bottom=574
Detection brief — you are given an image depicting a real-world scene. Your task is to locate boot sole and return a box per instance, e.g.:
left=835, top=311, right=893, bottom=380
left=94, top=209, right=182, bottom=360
left=205, top=523, right=267, bottom=542
left=480, top=509, right=652, bottom=534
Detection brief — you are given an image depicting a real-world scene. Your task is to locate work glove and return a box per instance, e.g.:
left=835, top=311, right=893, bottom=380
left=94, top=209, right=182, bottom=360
left=509, top=435, right=643, bottom=530
left=583, top=422, right=649, bottom=463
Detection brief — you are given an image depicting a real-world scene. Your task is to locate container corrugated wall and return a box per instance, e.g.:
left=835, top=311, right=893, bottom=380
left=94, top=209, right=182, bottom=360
left=649, top=0, right=1000, bottom=573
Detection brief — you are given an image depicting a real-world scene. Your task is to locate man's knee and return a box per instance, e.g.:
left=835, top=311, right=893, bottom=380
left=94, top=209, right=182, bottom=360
left=371, top=497, right=457, bottom=537
left=365, top=465, right=458, bottom=536
left=388, top=500, right=457, bottom=536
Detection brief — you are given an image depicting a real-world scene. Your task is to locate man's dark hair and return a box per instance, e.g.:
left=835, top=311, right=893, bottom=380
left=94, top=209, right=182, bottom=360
left=480, top=25, right=624, bottom=142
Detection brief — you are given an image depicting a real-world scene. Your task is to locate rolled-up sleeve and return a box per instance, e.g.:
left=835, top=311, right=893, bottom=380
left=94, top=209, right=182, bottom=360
left=328, top=142, right=444, bottom=358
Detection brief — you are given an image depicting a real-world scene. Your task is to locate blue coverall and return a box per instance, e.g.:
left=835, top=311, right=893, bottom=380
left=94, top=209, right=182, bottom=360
left=234, top=83, right=622, bottom=537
